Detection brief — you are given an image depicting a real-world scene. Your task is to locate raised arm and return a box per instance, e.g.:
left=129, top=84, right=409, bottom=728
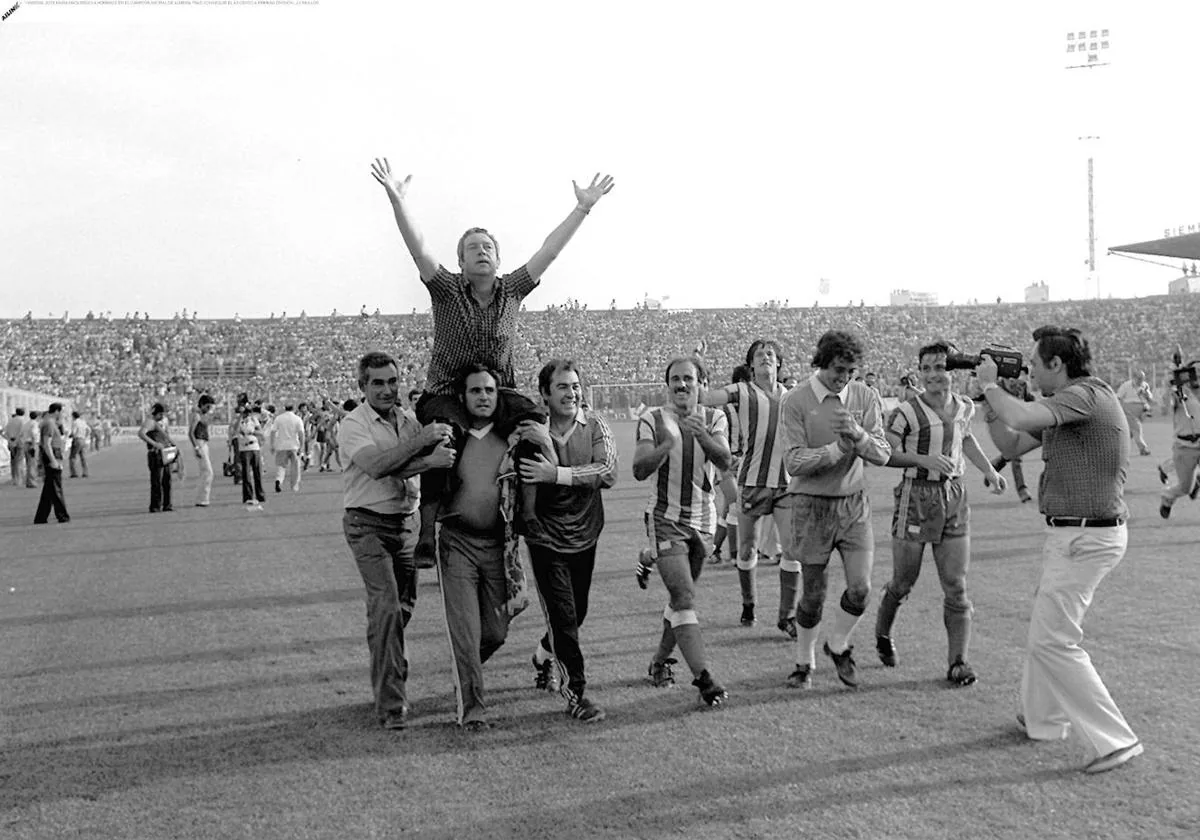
left=370, top=158, right=440, bottom=283
left=525, top=173, right=615, bottom=282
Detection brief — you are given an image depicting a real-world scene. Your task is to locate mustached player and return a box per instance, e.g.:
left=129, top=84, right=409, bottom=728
left=634, top=355, right=731, bottom=707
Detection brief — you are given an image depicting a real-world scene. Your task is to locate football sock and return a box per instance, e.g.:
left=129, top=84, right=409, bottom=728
left=945, top=606, right=972, bottom=664
left=737, top=568, right=756, bottom=606
left=653, top=618, right=676, bottom=664
left=672, top=623, right=708, bottom=678
left=875, top=587, right=903, bottom=639
left=826, top=603, right=863, bottom=654
left=778, top=568, right=800, bottom=621
left=796, top=624, right=818, bottom=667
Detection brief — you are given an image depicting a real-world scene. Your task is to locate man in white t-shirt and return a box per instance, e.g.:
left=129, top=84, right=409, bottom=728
left=270, top=404, right=307, bottom=493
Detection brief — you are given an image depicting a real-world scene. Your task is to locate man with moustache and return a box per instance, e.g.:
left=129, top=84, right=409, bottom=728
left=635, top=356, right=731, bottom=708
left=369, top=158, right=615, bottom=567
left=780, top=330, right=891, bottom=690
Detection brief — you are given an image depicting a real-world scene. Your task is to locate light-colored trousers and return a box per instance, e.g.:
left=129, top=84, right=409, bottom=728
left=275, top=448, right=301, bottom=490
left=1021, top=524, right=1138, bottom=759
left=195, top=442, right=213, bottom=506
left=438, top=524, right=509, bottom=726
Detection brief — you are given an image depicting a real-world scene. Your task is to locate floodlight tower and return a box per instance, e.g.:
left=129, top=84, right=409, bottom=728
left=1065, top=28, right=1111, bottom=298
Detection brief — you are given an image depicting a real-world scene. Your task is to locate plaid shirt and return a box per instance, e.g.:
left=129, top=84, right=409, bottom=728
left=424, top=264, right=538, bottom=395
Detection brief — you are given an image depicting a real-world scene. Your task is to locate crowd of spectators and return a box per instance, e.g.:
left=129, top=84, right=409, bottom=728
left=3, top=295, right=1197, bottom=424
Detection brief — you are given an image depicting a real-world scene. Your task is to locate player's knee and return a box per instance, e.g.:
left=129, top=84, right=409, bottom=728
left=797, top=598, right=823, bottom=629
left=734, top=549, right=757, bottom=571
left=884, top=578, right=914, bottom=602
left=841, top=585, right=869, bottom=617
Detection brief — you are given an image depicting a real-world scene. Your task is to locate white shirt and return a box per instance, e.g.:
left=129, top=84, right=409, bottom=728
left=271, top=411, right=305, bottom=451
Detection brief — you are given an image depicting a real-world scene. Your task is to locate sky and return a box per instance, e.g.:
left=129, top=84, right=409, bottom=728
left=3, top=0, right=1200, bottom=319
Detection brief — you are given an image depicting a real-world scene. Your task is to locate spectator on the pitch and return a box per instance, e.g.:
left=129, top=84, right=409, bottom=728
left=68, top=410, right=90, bottom=478
left=189, top=394, right=216, bottom=507
left=22, top=411, right=41, bottom=489
left=4, top=407, right=26, bottom=487
left=33, top=403, right=69, bottom=524
left=137, top=403, right=176, bottom=513
left=269, top=404, right=306, bottom=493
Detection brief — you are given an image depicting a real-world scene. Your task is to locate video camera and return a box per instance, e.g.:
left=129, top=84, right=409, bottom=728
left=945, top=345, right=1026, bottom=380
left=1170, top=346, right=1198, bottom=393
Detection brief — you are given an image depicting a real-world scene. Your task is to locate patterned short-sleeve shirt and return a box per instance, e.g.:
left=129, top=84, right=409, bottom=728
left=1039, top=377, right=1128, bottom=519
left=424, top=264, right=538, bottom=395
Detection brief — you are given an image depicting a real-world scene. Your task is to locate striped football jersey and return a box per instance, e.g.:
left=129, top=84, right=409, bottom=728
left=725, top=381, right=789, bottom=489
left=636, top=405, right=729, bottom=534
left=886, top=393, right=975, bottom=481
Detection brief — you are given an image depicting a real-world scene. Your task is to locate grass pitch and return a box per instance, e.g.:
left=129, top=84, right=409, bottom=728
left=3, top=418, right=1199, bottom=839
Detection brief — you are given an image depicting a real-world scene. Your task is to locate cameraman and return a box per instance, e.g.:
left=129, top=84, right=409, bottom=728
left=977, top=326, right=1142, bottom=774
left=1158, top=367, right=1200, bottom=519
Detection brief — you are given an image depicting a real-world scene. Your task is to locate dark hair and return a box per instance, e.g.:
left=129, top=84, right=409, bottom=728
left=30, top=411, right=39, bottom=419
left=457, top=227, right=500, bottom=264
left=1032, top=326, right=1092, bottom=378
left=71, top=410, right=80, bottom=419
left=151, top=402, right=166, bottom=416
left=198, top=394, right=215, bottom=408
left=731, top=364, right=752, bottom=384
left=407, top=389, right=422, bottom=403
left=357, top=351, right=398, bottom=388
left=537, top=359, right=583, bottom=396
left=47, top=403, right=62, bottom=415
left=811, top=330, right=864, bottom=369
left=917, top=341, right=952, bottom=362
left=284, top=404, right=294, bottom=411
left=455, top=362, right=500, bottom=396
left=342, top=399, right=358, bottom=412
left=664, top=355, right=707, bottom=385
left=745, top=340, right=783, bottom=371
left=14, top=408, right=24, bottom=416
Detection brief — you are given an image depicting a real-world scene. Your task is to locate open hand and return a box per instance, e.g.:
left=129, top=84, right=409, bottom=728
left=573, top=173, right=615, bottom=209
left=370, top=158, right=412, bottom=201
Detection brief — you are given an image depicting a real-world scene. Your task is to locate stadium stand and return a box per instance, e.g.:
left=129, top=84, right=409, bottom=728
left=3, top=295, right=1197, bottom=424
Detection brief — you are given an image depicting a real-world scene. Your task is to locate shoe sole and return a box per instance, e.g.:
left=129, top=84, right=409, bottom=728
left=1084, top=741, right=1143, bottom=774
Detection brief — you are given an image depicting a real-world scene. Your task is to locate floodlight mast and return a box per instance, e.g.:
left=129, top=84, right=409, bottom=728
left=1065, top=29, right=1111, bottom=298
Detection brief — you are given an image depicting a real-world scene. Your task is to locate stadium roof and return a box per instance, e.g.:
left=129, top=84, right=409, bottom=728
left=1109, top=232, right=1200, bottom=260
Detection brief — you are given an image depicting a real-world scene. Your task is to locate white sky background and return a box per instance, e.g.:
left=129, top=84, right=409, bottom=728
left=2, top=0, right=1199, bottom=319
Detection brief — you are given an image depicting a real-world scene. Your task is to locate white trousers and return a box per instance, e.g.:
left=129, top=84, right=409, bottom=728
left=1021, top=524, right=1138, bottom=758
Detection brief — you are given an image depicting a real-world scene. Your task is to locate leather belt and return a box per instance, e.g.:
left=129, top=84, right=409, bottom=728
left=1045, top=516, right=1125, bottom=528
